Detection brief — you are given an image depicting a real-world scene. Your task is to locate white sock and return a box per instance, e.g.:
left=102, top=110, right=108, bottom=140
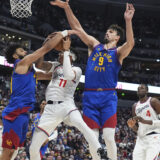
left=30, top=128, right=48, bottom=160
left=103, top=128, right=117, bottom=160
left=68, top=111, right=101, bottom=160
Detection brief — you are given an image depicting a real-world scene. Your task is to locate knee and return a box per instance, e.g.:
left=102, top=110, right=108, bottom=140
left=29, top=142, right=38, bottom=156
left=103, top=128, right=115, bottom=142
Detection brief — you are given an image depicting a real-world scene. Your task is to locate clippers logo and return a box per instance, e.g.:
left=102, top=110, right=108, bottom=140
left=136, top=105, right=149, bottom=115
left=6, top=139, right=12, bottom=146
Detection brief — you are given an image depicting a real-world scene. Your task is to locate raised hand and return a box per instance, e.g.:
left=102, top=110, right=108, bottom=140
left=63, top=36, right=71, bottom=51
left=124, top=3, right=135, bottom=21
left=50, top=0, right=69, bottom=8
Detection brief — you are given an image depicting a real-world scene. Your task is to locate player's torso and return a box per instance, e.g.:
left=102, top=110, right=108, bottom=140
left=85, top=44, right=121, bottom=89
left=135, top=97, right=160, bottom=136
left=10, top=60, right=36, bottom=105
left=46, top=65, right=80, bottom=101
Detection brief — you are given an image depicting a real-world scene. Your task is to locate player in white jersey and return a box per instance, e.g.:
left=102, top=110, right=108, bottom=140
left=30, top=33, right=109, bottom=160
left=127, top=84, right=160, bottom=160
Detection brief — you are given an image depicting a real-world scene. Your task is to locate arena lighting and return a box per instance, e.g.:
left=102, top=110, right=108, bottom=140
left=0, top=56, right=160, bottom=94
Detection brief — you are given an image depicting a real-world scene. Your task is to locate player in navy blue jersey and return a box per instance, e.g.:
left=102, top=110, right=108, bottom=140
left=51, top=1, right=135, bottom=160
left=0, top=30, right=74, bottom=160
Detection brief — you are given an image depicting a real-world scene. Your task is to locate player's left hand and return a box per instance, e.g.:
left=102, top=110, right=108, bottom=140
left=50, top=0, right=69, bottom=9
left=124, top=3, right=135, bottom=21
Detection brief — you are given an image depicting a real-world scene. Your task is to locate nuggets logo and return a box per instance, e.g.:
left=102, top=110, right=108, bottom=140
left=92, top=52, right=112, bottom=72
left=6, top=139, right=12, bottom=146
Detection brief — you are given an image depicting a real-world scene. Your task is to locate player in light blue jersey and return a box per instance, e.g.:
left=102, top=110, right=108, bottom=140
left=0, top=31, right=74, bottom=160
left=51, top=1, right=135, bottom=160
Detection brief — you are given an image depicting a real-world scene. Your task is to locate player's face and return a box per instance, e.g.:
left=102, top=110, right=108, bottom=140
left=58, top=52, right=72, bottom=64
left=14, top=48, right=27, bottom=59
left=137, top=85, right=148, bottom=98
left=104, top=29, right=120, bottom=44
left=40, top=100, right=46, bottom=113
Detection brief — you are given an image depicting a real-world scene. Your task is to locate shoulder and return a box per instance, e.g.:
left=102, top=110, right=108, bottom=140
left=150, top=97, right=160, bottom=106
left=132, top=102, right=137, bottom=109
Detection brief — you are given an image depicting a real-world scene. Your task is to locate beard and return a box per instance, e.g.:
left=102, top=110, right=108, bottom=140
left=18, top=55, right=25, bottom=60
left=104, top=38, right=109, bottom=44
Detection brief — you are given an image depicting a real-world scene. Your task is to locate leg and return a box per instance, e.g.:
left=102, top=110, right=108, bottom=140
left=89, top=129, right=99, bottom=160
left=101, top=91, right=118, bottom=160
left=103, top=128, right=117, bottom=160
left=1, top=115, right=29, bottom=160
left=0, top=148, right=15, bottom=160
left=30, top=128, right=48, bottom=160
left=145, top=135, right=160, bottom=160
left=30, top=104, right=64, bottom=160
left=133, top=137, right=145, bottom=160
left=11, top=148, right=19, bottom=160
left=68, top=110, right=107, bottom=160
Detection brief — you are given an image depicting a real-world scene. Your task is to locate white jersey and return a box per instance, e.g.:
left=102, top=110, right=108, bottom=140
left=135, top=97, right=160, bottom=137
left=46, top=62, right=82, bottom=101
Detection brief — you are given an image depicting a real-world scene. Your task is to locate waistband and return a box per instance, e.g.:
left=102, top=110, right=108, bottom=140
left=146, top=131, right=159, bottom=136
left=47, top=100, right=63, bottom=105
left=84, top=88, right=115, bottom=91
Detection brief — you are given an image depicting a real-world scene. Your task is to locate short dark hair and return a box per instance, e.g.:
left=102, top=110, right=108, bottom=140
left=40, top=99, right=46, bottom=104
left=4, top=43, right=22, bottom=64
left=108, top=24, right=125, bottom=45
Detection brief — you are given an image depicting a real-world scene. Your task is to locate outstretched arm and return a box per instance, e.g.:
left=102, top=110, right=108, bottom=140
left=117, top=3, right=135, bottom=65
left=15, top=32, right=64, bottom=74
left=50, top=0, right=99, bottom=53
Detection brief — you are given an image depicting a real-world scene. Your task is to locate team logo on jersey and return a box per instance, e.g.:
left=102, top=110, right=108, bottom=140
left=6, top=139, right=12, bottom=146
left=53, top=68, right=64, bottom=79
left=92, top=52, right=112, bottom=72
left=136, top=104, right=149, bottom=114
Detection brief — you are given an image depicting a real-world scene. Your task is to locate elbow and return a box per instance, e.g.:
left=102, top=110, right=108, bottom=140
left=64, top=74, right=75, bottom=81
left=127, top=39, right=135, bottom=48
left=35, top=62, right=43, bottom=70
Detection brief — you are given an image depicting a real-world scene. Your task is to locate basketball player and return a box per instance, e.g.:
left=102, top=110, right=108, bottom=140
left=0, top=30, right=74, bottom=160
left=30, top=36, right=109, bottom=160
left=50, top=1, right=135, bottom=160
left=127, top=84, right=160, bottom=160
left=27, top=99, right=58, bottom=159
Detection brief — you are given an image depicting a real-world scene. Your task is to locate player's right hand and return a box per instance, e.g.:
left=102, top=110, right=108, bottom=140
left=63, top=36, right=71, bottom=51
left=127, top=118, right=136, bottom=128
left=50, top=0, right=69, bottom=8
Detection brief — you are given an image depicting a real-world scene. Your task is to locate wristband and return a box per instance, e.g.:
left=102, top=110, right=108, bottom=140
left=61, top=30, right=68, bottom=37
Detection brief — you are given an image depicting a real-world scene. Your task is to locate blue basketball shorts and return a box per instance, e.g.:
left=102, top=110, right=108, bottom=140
left=2, top=114, right=29, bottom=149
left=83, top=90, right=117, bottom=129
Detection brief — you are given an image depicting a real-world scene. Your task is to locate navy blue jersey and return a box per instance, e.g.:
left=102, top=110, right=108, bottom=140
left=3, top=59, right=36, bottom=120
left=85, top=44, right=121, bottom=89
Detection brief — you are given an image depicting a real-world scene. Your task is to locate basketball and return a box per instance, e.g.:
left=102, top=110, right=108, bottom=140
left=43, top=32, right=64, bottom=51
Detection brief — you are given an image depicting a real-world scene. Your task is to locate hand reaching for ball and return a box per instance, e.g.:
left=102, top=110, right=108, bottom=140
left=63, top=36, right=71, bottom=51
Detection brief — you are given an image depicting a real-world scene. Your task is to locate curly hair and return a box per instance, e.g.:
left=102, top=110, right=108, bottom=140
left=4, top=43, right=22, bottom=64
left=108, top=24, right=125, bottom=45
